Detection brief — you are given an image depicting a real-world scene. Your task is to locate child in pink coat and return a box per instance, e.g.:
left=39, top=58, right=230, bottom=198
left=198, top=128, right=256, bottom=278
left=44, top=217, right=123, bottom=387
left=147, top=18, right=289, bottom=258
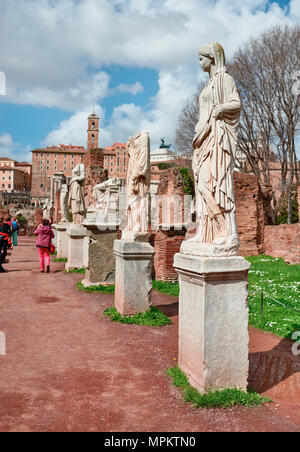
left=34, top=219, right=55, bottom=273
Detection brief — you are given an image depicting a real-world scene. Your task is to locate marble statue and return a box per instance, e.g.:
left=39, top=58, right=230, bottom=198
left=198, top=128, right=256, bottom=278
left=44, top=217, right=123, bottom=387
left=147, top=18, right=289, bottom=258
left=123, top=131, right=150, bottom=238
left=190, top=42, right=241, bottom=252
left=93, top=178, right=121, bottom=215
left=43, top=199, right=53, bottom=220
left=60, top=183, right=69, bottom=223
left=68, top=163, right=86, bottom=225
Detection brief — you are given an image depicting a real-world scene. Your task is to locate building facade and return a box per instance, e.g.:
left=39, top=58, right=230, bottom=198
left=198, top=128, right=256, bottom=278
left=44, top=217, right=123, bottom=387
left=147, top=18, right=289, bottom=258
left=0, top=158, right=31, bottom=193
left=31, top=145, right=86, bottom=201
left=103, top=143, right=128, bottom=183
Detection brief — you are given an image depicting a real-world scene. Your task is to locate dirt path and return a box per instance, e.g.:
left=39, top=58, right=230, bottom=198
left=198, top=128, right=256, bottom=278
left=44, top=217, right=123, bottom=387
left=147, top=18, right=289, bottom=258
left=0, top=237, right=299, bottom=432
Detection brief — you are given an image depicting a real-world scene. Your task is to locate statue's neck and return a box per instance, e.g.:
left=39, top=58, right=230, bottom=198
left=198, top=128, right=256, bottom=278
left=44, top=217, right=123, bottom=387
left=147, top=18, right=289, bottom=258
left=209, top=65, right=217, bottom=78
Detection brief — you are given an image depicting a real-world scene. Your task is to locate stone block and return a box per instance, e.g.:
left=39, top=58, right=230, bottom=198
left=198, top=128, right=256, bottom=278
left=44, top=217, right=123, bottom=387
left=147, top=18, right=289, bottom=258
left=114, top=240, right=155, bottom=315
left=82, top=226, right=118, bottom=287
left=174, top=253, right=250, bottom=393
left=65, top=225, right=88, bottom=272
left=56, top=222, right=69, bottom=259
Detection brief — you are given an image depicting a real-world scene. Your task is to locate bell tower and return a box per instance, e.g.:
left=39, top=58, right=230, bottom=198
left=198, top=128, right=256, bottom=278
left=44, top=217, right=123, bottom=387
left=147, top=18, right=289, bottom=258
left=87, top=113, right=99, bottom=151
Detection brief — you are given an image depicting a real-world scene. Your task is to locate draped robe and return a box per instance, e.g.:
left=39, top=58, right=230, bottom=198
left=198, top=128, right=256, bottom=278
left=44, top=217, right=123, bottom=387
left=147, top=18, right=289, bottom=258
left=192, top=70, right=241, bottom=243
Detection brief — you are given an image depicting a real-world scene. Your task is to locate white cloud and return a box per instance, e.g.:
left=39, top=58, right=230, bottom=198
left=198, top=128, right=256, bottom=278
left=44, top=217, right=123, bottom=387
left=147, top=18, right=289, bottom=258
left=115, top=82, right=144, bottom=96
left=0, top=0, right=299, bottom=154
left=0, top=133, right=16, bottom=156
left=0, top=133, right=32, bottom=162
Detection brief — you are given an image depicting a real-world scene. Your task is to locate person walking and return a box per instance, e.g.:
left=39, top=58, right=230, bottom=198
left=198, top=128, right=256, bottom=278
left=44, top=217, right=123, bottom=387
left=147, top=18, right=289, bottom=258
left=34, top=219, right=54, bottom=273
left=12, top=217, right=19, bottom=247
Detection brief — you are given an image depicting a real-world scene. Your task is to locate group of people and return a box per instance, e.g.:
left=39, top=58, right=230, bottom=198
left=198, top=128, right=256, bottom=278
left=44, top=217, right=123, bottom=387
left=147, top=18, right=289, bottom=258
left=0, top=217, right=19, bottom=273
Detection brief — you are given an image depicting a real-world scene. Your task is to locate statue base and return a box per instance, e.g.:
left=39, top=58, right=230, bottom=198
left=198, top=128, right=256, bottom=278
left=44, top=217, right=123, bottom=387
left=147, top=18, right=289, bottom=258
left=65, top=224, right=89, bottom=272
left=174, top=252, right=250, bottom=393
left=113, top=240, right=154, bottom=315
left=81, top=223, right=119, bottom=287
left=180, top=239, right=239, bottom=257
left=56, top=222, right=70, bottom=259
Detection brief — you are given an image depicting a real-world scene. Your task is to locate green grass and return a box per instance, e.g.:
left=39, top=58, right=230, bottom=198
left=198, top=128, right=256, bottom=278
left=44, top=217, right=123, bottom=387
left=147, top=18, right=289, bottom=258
left=104, top=306, right=171, bottom=327
left=76, top=282, right=115, bottom=294
left=153, top=256, right=300, bottom=339
left=53, top=257, right=67, bottom=262
left=152, top=280, right=179, bottom=297
left=167, top=366, right=271, bottom=409
left=246, top=255, right=300, bottom=338
left=64, top=268, right=86, bottom=274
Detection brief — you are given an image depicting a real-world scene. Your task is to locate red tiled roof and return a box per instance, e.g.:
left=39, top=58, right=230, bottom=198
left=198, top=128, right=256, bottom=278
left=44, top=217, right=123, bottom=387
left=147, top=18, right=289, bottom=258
left=105, top=143, right=127, bottom=151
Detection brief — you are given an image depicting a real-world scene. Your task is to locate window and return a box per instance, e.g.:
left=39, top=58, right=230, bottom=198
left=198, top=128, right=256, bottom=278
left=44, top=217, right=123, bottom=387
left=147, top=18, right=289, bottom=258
left=8, top=184, right=11, bottom=189
left=92, top=122, right=95, bottom=130
left=41, top=184, right=44, bottom=188
left=36, top=153, right=39, bottom=158
left=91, top=134, right=95, bottom=142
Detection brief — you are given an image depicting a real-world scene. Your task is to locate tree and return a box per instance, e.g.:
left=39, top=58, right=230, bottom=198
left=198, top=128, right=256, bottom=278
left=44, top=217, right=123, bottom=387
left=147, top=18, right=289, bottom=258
left=175, top=85, right=204, bottom=156
left=228, top=25, right=300, bottom=224
left=175, top=25, right=300, bottom=225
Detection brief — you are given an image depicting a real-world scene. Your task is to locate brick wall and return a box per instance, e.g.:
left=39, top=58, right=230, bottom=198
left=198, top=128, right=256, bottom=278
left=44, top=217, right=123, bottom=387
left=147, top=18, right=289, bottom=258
left=234, top=172, right=265, bottom=256
left=264, top=224, right=300, bottom=264
left=153, top=229, right=186, bottom=281
left=82, top=148, right=107, bottom=206
left=151, top=167, right=187, bottom=281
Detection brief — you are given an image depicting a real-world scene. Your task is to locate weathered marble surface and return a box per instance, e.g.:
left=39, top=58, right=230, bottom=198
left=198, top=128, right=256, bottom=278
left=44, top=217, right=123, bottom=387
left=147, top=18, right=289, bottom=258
left=68, top=164, right=86, bottom=226
left=122, top=131, right=150, bottom=242
left=174, top=253, right=250, bottom=392
left=65, top=224, right=88, bottom=272
left=189, top=42, right=241, bottom=254
left=114, top=240, right=154, bottom=315
left=82, top=227, right=118, bottom=287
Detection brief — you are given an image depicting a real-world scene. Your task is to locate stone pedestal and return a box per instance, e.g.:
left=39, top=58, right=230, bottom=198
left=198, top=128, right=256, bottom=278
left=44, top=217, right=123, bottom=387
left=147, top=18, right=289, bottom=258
left=174, top=253, right=250, bottom=393
left=81, top=225, right=119, bottom=287
left=65, top=225, right=89, bottom=272
left=56, top=222, right=69, bottom=259
left=114, top=240, right=155, bottom=315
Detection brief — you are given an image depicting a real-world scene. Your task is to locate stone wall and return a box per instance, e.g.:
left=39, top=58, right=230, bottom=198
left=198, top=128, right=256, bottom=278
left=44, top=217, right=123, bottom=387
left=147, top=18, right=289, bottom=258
left=264, top=224, right=300, bottom=264
left=152, top=229, right=186, bottom=281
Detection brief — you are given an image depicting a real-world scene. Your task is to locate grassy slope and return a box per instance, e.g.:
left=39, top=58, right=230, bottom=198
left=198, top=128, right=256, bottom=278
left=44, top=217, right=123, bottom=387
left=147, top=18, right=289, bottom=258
left=154, top=255, right=300, bottom=339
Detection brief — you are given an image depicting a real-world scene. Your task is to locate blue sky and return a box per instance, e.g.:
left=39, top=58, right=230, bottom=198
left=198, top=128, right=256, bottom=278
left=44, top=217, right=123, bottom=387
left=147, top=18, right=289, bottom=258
left=0, top=0, right=299, bottom=163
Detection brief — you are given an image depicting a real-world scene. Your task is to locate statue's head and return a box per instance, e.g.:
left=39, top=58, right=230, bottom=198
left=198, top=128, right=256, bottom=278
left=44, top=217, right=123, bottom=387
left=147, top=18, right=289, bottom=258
left=198, top=42, right=226, bottom=74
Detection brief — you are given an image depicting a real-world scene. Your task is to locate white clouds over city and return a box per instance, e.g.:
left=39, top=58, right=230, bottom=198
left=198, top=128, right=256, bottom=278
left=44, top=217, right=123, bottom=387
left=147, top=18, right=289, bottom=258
left=0, top=0, right=299, bottom=152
